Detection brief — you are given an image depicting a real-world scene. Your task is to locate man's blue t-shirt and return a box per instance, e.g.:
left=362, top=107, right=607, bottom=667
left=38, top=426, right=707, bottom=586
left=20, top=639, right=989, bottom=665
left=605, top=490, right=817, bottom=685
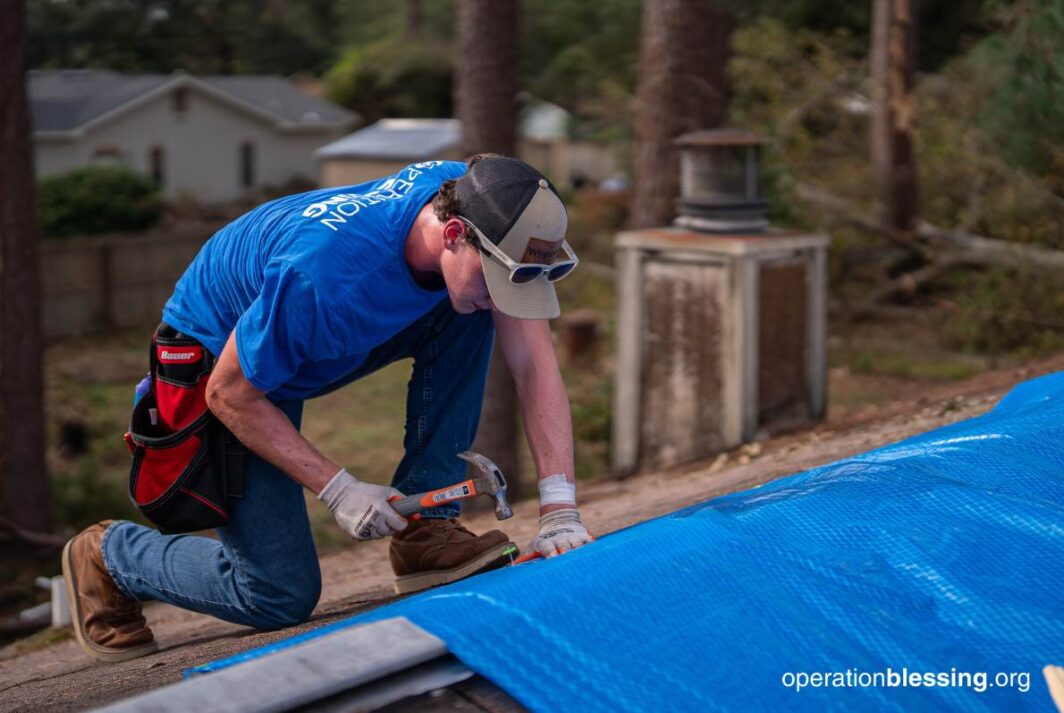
left=162, top=160, right=466, bottom=400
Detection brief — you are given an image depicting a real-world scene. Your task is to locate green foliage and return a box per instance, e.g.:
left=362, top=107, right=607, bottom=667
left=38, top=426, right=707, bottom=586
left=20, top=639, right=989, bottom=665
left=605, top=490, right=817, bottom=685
left=730, top=13, right=1064, bottom=356
left=917, top=50, right=1064, bottom=248
left=521, top=0, right=641, bottom=138
left=325, top=0, right=643, bottom=138
left=913, top=0, right=989, bottom=70
left=27, top=0, right=342, bottom=74
left=759, top=144, right=798, bottom=225
left=967, top=0, right=1064, bottom=187
left=51, top=451, right=141, bottom=530
left=730, top=18, right=865, bottom=129
left=29, top=0, right=179, bottom=72
left=38, top=165, right=163, bottom=237
left=734, top=0, right=986, bottom=71
left=324, top=40, right=453, bottom=123
left=571, top=377, right=612, bottom=444
left=850, top=350, right=981, bottom=381
left=46, top=377, right=145, bottom=531
left=562, top=364, right=613, bottom=482
left=333, top=1, right=454, bottom=48
left=730, top=0, right=870, bottom=39
left=729, top=17, right=871, bottom=209
left=912, top=41, right=1064, bottom=353
left=940, top=266, right=1064, bottom=355
left=564, top=189, right=630, bottom=264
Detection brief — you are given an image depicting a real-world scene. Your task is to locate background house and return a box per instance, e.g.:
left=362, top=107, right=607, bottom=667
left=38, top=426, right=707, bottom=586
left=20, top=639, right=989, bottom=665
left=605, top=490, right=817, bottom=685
left=315, top=100, right=620, bottom=189
left=315, top=118, right=466, bottom=187
left=30, top=70, right=357, bottom=203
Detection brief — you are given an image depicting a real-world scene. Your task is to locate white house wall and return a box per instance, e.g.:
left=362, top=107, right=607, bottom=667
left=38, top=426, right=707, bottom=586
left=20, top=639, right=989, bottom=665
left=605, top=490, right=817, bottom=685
left=319, top=148, right=466, bottom=188
left=35, top=88, right=345, bottom=203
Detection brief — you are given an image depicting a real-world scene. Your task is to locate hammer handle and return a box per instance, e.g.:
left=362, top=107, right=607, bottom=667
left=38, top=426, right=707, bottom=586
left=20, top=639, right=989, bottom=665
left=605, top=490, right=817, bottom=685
left=392, top=479, right=478, bottom=517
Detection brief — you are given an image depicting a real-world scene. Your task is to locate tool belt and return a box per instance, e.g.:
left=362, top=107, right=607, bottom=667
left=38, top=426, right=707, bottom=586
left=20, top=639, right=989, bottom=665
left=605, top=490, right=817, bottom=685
left=124, top=323, right=246, bottom=534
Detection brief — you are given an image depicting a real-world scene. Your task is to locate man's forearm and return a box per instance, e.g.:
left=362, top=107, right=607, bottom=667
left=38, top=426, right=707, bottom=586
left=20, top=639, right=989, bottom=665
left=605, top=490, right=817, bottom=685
left=206, top=330, right=339, bottom=494
left=513, top=362, right=577, bottom=514
left=210, top=392, right=339, bottom=494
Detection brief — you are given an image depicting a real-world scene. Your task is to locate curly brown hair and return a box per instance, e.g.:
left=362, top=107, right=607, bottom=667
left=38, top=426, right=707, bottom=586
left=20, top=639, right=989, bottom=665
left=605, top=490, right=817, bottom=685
left=431, top=153, right=501, bottom=244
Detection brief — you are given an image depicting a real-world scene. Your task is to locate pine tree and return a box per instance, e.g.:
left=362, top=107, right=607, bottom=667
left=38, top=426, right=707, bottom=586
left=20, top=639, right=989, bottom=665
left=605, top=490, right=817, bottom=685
left=455, top=0, right=525, bottom=497
left=0, top=0, right=52, bottom=533
left=629, top=0, right=732, bottom=229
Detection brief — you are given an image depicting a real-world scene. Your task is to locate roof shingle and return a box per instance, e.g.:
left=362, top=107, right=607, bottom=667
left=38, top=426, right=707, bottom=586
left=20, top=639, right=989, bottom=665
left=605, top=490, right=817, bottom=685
left=29, top=70, right=354, bottom=134
left=314, top=118, right=462, bottom=161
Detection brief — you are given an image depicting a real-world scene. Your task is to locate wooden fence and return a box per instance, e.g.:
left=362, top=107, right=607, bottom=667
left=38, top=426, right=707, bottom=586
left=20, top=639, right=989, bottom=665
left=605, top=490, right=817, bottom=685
left=40, top=221, right=221, bottom=339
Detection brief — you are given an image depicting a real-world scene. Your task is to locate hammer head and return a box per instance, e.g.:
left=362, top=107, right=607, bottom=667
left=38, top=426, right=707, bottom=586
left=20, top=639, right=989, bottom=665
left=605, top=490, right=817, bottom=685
left=457, top=450, right=513, bottom=520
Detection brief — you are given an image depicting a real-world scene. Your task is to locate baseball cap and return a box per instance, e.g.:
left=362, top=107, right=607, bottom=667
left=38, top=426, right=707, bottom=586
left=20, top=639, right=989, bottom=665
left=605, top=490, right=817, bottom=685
left=456, top=157, right=569, bottom=319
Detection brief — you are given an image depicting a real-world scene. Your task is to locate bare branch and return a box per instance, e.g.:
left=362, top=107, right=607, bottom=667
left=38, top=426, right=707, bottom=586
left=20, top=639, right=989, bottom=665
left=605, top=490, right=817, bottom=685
left=0, top=515, right=66, bottom=549
left=796, top=181, right=1064, bottom=272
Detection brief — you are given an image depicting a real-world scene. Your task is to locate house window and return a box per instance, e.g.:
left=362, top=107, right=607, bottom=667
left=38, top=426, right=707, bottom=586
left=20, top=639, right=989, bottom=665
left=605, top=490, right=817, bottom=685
left=91, top=145, right=124, bottom=165
left=172, top=88, right=189, bottom=114
left=240, top=142, right=255, bottom=189
left=149, top=146, right=165, bottom=188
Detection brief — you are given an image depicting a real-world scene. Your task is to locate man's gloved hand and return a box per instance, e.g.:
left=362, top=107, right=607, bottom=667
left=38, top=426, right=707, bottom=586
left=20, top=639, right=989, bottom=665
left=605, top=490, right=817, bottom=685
left=317, top=468, right=407, bottom=541
left=530, top=508, right=593, bottom=558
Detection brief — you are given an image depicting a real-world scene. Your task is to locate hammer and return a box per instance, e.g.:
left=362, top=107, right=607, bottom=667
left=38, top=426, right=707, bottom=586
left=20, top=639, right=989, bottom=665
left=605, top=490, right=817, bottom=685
left=390, top=451, right=513, bottom=521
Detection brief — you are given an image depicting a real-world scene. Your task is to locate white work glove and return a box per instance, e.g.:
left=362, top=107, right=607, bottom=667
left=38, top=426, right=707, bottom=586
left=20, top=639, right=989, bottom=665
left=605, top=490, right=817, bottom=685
left=530, top=508, right=593, bottom=558
left=317, top=468, right=407, bottom=541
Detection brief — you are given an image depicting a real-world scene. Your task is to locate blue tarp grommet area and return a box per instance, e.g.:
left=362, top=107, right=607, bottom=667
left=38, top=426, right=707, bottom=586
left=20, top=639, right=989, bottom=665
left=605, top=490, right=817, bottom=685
left=191, top=373, right=1064, bottom=711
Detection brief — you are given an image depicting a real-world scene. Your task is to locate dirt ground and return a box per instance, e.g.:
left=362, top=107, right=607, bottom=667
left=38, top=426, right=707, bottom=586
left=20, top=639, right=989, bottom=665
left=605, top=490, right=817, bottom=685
left=3, top=353, right=1063, bottom=712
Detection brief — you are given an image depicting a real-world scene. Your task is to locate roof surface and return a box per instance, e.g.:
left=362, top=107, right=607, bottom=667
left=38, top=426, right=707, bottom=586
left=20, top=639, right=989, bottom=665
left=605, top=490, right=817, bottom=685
left=29, top=70, right=355, bottom=134
left=673, top=127, right=768, bottom=147
left=315, top=118, right=462, bottom=160
left=314, top=102, right=572, bottom=162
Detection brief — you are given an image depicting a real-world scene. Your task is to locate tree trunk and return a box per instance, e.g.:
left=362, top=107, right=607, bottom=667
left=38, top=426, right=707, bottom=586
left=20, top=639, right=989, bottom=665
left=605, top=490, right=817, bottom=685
left=629, top=0, right=732, bottom=229
left=0, top=0, right=51, bottom=532
left=406, top=0, right=422, bottom=37
left=871, top=0, right=920, bottom=238
left=454, top=0, right=524, bottom=499
left=870, top=0, right=890, bottom=181
left=455, top=1, right=519, bottom=156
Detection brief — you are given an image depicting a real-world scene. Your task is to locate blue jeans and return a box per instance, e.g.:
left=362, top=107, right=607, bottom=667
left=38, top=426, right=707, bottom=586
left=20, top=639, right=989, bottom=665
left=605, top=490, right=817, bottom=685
left=102, top=300, right=494, bottom=629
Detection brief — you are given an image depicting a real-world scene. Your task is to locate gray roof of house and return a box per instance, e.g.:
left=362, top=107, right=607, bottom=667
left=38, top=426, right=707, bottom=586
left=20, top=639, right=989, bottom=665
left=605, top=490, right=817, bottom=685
left=29, top=69, right=355, bottom=134
left=313, top=103, right=571, bottom=161
left=315, top=118, right=462, bottom=160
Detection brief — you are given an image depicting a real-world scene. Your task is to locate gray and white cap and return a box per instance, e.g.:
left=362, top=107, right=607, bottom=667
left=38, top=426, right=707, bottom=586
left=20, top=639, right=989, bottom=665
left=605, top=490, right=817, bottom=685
left=456, top=157, right=569, bottom=319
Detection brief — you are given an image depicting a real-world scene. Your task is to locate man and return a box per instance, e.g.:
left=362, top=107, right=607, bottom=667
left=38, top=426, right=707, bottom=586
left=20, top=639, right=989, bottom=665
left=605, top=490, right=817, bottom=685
left=61, top=155, right=593, bottom=662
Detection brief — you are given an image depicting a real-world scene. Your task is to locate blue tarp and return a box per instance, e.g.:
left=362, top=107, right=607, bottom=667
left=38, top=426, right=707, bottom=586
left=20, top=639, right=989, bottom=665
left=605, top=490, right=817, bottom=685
left=191, top=373, right=1064, bottom=711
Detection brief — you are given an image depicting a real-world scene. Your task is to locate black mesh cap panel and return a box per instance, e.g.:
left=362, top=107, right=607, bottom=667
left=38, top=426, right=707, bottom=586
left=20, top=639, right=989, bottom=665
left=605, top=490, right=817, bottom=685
left=456, top=157, right=560, bottom=245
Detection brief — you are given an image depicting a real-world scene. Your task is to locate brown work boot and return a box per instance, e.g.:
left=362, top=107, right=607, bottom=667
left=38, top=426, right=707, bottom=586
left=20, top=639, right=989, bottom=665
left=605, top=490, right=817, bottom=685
left=61, top=521, right=158, bottom=662
left=390, top=518, right=517, bottom=594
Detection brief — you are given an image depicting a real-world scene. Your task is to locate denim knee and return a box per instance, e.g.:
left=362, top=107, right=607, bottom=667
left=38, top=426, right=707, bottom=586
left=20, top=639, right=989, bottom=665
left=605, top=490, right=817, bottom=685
left=245, top=566, right=322, bottom=629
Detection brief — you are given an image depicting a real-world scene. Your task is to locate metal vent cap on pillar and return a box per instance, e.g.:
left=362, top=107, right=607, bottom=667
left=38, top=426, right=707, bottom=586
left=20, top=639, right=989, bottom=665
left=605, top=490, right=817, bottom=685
left=673, top=128, right=770, bottom=234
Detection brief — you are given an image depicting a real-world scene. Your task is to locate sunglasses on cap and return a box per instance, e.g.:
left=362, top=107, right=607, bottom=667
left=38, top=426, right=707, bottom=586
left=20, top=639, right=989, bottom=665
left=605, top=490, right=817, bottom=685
left=460, top=217, right=579, bottom=285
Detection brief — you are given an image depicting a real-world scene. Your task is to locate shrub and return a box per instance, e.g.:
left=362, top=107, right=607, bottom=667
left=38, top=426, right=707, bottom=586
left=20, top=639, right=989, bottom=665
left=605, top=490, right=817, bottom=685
left=565, top=188, right=630, bottom=263
left=38, top=165, right=163, bottom=237
left=940, top=266, right=1064, bottom=355
left=324, top=40, right=453, bottom=124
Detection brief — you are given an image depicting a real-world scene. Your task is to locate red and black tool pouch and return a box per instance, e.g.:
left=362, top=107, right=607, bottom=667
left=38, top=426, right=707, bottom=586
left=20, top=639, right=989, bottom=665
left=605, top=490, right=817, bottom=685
left=125, top=325, right=246, bottom=534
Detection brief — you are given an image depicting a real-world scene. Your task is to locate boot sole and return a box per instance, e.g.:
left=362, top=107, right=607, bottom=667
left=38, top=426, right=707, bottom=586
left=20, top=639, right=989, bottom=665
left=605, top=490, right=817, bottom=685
left=394, top=541, right=518, bottom=595
left=62, top=536, right=159, bottom=663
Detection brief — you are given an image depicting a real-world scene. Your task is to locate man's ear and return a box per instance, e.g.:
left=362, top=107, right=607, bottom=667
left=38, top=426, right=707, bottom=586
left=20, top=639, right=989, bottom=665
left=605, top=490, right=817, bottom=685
left=442, top=218, right=466, bottom=251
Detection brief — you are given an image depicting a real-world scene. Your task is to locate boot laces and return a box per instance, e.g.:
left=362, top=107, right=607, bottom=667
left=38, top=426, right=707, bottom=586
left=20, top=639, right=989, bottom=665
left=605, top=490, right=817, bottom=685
left=428, top=518, right=478, bottom=545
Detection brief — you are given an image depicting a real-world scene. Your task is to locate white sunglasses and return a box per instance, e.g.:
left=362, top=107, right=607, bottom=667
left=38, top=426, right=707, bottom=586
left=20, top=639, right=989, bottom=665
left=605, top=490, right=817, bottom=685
left=460, top=217, right=579, bottom=285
